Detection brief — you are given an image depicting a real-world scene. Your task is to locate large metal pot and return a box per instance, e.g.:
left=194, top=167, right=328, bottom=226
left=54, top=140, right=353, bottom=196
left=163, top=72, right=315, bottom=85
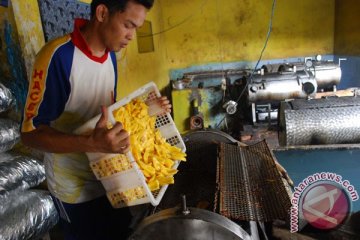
left=129, top=207, right=250, bottom=240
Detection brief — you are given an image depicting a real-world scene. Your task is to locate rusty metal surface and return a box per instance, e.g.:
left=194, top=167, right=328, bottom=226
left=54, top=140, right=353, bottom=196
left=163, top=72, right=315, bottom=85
left=156, top=130, right=237, bottom=212
left=218, top=140, right=291, bottom=221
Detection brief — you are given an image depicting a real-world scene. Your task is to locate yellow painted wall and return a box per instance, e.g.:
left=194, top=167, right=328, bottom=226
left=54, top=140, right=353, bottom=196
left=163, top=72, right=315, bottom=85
left=11, top=0, right=45, bottom=79
left=116, top=0, right=336, bottom=132
left=117, top=1, right=169, bottom=98
left=78, top=0, right=92, bottom=3
left=2, top=0, right=337, bottom=105
left=0, top=0, right=44, bottom=81
left=161, top=0, right=334, bottom=68
left=0, top=4, right=19, bottom=81
left=117, top=0, right=335, bottom=98
left=334, top=0, right=360, bottom=55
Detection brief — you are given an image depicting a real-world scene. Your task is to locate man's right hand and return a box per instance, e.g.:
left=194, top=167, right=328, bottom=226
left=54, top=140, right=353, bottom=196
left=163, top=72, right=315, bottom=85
left=90, top=106, right=130, bottom=154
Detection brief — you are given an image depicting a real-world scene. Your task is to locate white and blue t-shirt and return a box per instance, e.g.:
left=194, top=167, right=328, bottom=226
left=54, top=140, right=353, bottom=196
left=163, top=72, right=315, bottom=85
left=22, top=19, right=117, bottom=203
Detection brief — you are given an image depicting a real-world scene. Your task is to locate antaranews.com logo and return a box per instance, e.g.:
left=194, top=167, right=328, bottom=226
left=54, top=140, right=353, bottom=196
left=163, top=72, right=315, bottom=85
left=290, top=172, right=359, bottom=232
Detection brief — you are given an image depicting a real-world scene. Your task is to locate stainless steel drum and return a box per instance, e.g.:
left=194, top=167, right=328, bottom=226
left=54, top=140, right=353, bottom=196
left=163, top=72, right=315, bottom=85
left=247, top=71, right=317, bottom=103
left=310, top=62, right=342, bottom=89
left=277, top=61, right=342, bottom=89
left=129, top=207, right=250, bottom=240
left=279, top=96, right=360, bottom=146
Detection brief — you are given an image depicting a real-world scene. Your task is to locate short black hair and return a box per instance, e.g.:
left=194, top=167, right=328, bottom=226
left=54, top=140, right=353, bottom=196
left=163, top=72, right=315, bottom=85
left=91, top=0, right=154, bottom=17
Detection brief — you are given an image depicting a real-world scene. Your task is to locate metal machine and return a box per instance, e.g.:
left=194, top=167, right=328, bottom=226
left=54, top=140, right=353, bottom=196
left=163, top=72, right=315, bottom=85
left=171, top=56, right=343, bottom=130
left=262, top=56, right=342, bottom=90
left=248, top=58, right=342, bottom=124
left=247, top=71, right=317, bottom=103
left=131, top=130, right=292, bottom=240
left=279, top=96, right=360, bottom=146
left=276, top=60, right=342, bottom=90
left=163, top=57, right=359, bottom=240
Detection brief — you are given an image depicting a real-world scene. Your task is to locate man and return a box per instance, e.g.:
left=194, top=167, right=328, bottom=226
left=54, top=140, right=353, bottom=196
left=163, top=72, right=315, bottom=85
left=21, top=0, right=170, bottom=239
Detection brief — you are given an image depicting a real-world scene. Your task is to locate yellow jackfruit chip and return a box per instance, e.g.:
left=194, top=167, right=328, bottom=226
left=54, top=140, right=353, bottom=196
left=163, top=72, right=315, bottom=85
left=112, top=98, right=186, bottom=191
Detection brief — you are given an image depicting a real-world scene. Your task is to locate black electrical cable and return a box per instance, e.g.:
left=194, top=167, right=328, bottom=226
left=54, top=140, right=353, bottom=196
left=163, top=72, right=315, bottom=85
left=216, top=0, right=277, bottom=129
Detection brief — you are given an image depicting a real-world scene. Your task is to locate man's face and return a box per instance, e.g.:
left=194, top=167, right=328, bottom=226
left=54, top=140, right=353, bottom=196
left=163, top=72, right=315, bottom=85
left=100, top=1, right=147, bottom=52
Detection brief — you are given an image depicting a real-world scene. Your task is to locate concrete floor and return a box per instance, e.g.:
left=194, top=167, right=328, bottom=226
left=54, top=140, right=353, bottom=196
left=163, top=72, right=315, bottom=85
left=273, top=227, right=317, bottom=240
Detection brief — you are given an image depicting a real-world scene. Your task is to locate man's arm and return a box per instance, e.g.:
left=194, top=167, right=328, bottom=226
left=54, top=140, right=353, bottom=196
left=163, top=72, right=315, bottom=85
left=21, top=106, right=130, bottom=154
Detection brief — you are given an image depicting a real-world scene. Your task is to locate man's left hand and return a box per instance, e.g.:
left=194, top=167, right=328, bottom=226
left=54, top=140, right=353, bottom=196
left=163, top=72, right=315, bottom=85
left=146, top=95, right=172, bottom=116
left=158, top=96, right=172, bottom=114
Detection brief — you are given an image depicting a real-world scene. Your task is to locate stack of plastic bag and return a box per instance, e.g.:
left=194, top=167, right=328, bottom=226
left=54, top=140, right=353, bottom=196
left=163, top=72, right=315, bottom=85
left=0, top=190, right=59, bottom=240
left=0, top=84, right=59, bottom=240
